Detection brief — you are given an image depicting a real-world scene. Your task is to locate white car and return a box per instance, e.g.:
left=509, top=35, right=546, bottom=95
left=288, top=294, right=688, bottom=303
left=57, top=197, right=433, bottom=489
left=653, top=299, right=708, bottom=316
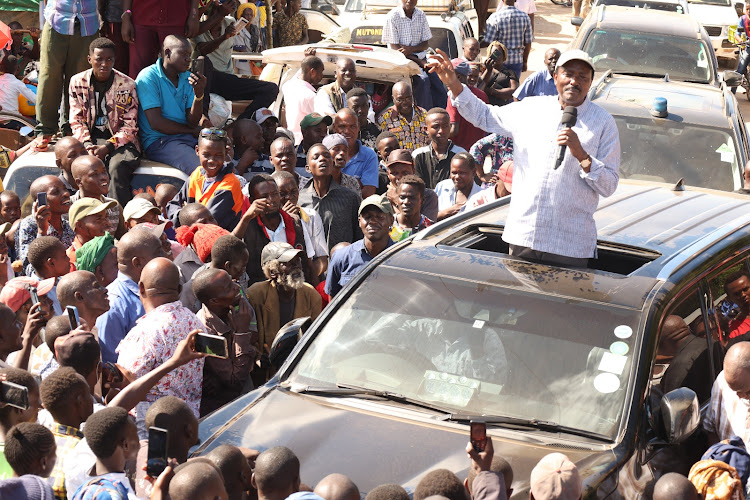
left=686, top=0, right=741, bottom=62
left=259, top=43, right=421, bottom=126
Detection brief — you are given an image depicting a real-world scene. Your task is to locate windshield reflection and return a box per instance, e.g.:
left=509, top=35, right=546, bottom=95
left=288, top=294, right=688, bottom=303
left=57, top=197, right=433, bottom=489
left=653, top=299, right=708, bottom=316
left=288, top=266, right=641, bottom=439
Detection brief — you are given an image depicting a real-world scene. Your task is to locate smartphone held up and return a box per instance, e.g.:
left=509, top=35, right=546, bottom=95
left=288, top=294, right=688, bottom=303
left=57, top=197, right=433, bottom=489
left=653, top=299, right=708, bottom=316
left=470, top=421, right=487, bottom=453
left=147, top=426, right=169, bottom=478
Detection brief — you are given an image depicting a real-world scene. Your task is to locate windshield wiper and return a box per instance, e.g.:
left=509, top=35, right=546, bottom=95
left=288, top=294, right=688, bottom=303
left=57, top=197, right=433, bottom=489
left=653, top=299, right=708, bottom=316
left=289, top=383, right=456, bottom=415
left=443, top=414, right=611, bottom=443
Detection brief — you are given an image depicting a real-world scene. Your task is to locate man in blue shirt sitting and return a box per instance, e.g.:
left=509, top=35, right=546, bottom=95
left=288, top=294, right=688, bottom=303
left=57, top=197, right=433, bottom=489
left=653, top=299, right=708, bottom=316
left=95, top=228, right=165, bottom=363
left=332, top=108, right=379, bottom=198
left=135, top=35, right=208, bottom=174
left=514, top=48, right=560, bottom=100
left=325, top=194, right=395, bottom=298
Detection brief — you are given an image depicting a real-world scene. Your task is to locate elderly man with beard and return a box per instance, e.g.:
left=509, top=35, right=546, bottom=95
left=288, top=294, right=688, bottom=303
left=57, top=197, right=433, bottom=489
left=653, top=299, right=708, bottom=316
left=193, top=268, right=258, bottom=415
left=325, top=195, right=395, bottom=298
left=247, top=242, right=321, bottom=382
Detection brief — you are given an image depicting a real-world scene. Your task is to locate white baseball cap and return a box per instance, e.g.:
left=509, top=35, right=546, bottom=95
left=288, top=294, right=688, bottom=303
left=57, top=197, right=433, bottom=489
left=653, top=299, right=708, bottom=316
left=556, top=49, right=595, bottom=74
left=254, top=108, right=279, bottom=126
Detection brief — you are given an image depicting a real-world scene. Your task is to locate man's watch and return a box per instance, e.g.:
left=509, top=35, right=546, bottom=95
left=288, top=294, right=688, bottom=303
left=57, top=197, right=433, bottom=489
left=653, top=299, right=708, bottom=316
left=580, top=155, right=592, bottom=171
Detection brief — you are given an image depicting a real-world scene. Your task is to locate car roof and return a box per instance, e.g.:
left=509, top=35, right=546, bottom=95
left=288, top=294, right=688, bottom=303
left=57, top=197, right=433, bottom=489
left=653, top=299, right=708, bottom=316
left=587, top=5, right=703, bottom=38
left=402, top=180, right=750, bottom=308
left=262, top=43, right=422, bottom=79
left=590, top=74, right=731, bottom=129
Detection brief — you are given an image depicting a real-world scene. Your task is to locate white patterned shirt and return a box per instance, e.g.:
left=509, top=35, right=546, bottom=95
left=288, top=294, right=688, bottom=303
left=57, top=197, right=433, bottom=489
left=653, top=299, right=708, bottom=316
left=381, top=6, right=432, bottom=59
left=703, top=371, right=750, bottom=451
left=450, top=88, right=620, bottom=258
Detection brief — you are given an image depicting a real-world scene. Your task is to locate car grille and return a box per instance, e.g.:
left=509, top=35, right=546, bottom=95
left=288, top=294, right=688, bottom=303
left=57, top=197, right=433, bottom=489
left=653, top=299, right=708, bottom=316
left=705, top=26, right=723, bottom=37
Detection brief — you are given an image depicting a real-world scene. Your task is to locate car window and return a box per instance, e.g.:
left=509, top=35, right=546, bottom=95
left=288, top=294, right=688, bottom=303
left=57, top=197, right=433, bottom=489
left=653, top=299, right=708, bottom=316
left=4, top=165, right=59, bottom=207
left=288, top=266, right=641, bottom=440
left=706, top=260, right=750, bottom=347
left=583, top=29, right=713, bottom=83
left=596, top=0, right=686, bottom=12
left=653, top=288, right=718, bottom=404
left=613, top=117, right=740, bottom=191
left=349, top=26, right=458, bottom=58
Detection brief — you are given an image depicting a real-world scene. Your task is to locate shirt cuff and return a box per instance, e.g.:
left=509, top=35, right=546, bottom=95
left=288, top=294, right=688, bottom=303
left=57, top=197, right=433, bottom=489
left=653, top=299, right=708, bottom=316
left=578, top=155, right=604, bottom=182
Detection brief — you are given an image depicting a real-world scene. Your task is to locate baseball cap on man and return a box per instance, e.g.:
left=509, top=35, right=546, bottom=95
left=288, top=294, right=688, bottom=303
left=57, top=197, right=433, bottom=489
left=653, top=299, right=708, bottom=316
left=0, top=276, right=55, bottom=312
left=358, top=194, right=395, bottom=216
left=123, top=197, right=161, bottom=222
left=386, top=149, right=414, bottom=168
left=530, top=453, right=582, bottom=500
left=452, top=59, right=471, bottom=76
left=555, top=49, right=595, bottom=74
left=132, top=221, right=173, bottom=239
left=300, top=113, right=333, bottom=130
left=69, top=198, right=117, bottom=228
left=261, top=241, right=303, bottom=266
left=255, top=108, right=279, bottom=126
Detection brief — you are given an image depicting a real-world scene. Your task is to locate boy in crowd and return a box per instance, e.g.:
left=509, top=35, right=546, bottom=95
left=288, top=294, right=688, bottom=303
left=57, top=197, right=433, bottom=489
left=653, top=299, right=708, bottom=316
left=0, top=368, right=42, bottom=479
left=413, top=108, right=466, bottom=189
left=69, top=37, right=141, bottom=205
left=3, top=422, right=57, bottom=480
left=390, top=175, right=433, bottom=241
left=27, top=236, right=71, bottom=315
left=54, top=137, right=87, bottom=196
left=167, top=128, right=244, bottom=231
left=435, top=153, right=482, bottom=221
left=70, top=155, right=127, bottom=238
left=66, top=198, right=115, bottom=270
left=384, top=149, right=439, bottom=222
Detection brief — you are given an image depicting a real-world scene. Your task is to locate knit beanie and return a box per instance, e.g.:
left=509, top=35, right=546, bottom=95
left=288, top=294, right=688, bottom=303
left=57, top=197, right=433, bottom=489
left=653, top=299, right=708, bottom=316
left=175, top=223, right=229, bottom=263
left=0, top=475, right=55, bottom=500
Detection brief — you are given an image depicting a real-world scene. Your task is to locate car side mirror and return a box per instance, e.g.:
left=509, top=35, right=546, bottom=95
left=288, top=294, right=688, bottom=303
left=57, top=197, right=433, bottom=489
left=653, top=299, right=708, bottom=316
left=723, top=70, right=744, bottom=87
left=660, top=387, right=699, bottom=444
left=571, top=16, right=584, bottom=26
left=269, top=316, right=313, bottom=368
left=736, top=2, right=744, bottom=16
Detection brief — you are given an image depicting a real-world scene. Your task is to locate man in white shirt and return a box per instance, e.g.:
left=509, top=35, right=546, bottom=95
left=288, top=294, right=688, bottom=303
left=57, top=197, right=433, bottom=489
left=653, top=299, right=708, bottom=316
left=428, top=49, right=620, bottom=267
left=704, top=342, right=750, bottom=451
left=0, top=55, right=37, bottom=119
left=282, top=56, right=324, bottom=145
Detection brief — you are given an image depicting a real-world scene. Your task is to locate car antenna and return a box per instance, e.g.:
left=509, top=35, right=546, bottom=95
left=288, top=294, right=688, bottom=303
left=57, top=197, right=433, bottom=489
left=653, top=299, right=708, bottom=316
left=673, top=178, right=685, bottom=191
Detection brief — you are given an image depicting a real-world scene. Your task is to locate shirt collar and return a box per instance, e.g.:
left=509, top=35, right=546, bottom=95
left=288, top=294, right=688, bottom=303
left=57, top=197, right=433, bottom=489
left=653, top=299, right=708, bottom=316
left=200, top=304, right=232, bottom=335
left=142, top=300, right=183, bottom=318
left=359, top=237, right=395, bottom=256
left=49, top=423, right=84, bottom=439
left=117, top=271, right=140, bottom=295
left=155, top=58, right=188, bottom=84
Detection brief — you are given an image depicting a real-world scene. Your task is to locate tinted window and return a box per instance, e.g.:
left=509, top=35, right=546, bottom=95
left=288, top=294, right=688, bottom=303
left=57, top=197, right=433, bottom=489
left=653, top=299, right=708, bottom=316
left=597, top=0, right=685, bottom=12
left=582, top=29, right=712, bottom=83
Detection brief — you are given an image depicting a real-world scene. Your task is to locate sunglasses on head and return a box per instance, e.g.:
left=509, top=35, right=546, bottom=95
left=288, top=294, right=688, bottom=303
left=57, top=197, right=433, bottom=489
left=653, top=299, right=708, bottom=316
left=199, top=128, right=228, bottom=141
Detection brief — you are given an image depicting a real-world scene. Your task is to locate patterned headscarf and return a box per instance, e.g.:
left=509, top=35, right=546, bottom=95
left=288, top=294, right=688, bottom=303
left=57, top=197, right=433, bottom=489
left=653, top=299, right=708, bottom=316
left=75, top=232, right=115, bottom=273
left=689, top=459, right=745, bottom=500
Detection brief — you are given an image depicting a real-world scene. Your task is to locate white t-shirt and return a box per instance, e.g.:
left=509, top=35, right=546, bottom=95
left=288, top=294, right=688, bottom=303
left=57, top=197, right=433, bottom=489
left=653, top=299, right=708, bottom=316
left=0, top=73, right=36, bottom=114
left=282, top=70, right=318, bottom=145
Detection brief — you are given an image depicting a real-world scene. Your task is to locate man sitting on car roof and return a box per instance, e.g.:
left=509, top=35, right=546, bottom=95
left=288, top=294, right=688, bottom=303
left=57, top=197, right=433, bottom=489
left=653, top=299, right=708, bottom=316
left=314, top=57, right=375, bottom=123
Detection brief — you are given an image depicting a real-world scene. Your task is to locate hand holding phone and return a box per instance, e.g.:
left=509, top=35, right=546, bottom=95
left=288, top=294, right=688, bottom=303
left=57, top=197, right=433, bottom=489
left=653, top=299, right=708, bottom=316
left=470, top=420, right=486, bottom=453
left=191, top=56, right=205, bottom=76
left=147, top=427, right=169, bottom=478
left=28, top=286, right=39, bottom=305
left=36, top=192, right=47, bottom=207
left=194, top=332, right=229, bottom=359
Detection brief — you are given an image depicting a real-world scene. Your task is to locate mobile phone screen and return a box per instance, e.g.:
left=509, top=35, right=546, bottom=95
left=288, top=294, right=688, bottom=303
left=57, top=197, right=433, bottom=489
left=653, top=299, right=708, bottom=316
left=195, top=333, right=229, bottom=359
left=1, top=381, right=29, bottom=410
left=36, top=192, right=47, bottom=207
left=147, top=427, right=169, bottom=478
left=66, top=305, right=79, bottom=329
left=28, top=286, right=39, bottom=305
left=470, top=421, right=486, bottom=452
left=191, top=57, right=205, bottom=75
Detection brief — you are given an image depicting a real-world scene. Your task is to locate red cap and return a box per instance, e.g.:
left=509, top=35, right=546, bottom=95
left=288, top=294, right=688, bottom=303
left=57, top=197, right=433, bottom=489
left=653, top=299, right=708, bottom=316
left=0, top=277, right=55, bottom=312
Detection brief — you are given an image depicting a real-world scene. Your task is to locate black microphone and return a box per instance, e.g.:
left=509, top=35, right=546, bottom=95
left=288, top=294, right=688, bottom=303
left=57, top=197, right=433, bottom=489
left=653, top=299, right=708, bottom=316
left=554, top=106, right=578, bottom=170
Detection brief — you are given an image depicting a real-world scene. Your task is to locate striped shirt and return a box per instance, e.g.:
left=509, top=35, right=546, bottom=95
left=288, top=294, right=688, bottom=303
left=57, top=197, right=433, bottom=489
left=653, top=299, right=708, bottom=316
left=484, top=6, right=533, bottom=65
left=381, top=6, right=432, bottom=59
left=450, top=87, right=620, bottom=259
left=298, top=178, right=362, bottom=251
left=377, top=105, right=429, bottom=152
left=44, top=0, right=101, bottom=37
left=703, top=371, right=750, bottom=451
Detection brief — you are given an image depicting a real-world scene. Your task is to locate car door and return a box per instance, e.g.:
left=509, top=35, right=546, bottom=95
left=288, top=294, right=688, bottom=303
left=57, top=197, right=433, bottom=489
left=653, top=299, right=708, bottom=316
left=301, top=9, right=343, bottom=43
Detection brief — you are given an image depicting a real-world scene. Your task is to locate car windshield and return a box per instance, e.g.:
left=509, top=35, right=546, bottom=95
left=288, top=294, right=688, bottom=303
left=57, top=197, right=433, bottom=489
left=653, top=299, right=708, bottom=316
left=349, top=26, right=459, bottom=58
left=583, top=30, right=712, bottom=83
left=287, top=265, right=642, bottom=440
left=597, top=0, right=686, bottom=12
left=5, top=165, right=58, bottom=204
left=615, top=116, right=741, bottom=190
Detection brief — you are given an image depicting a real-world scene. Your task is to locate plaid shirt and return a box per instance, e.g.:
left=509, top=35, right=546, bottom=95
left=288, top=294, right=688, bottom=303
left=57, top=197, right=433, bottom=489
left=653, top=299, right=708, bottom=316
left=69, top=69, right=140, bottom=151
left=47, top=423, right=84, bottom=500
left=377, top=105, right=429, bottom=151
left=703, top=371, right=750, bottom=451
left=381, top=6, right=432, bottom=58
left=44, top=0, right=100, bottom=36
left=484, top=6, right=532, bottom=65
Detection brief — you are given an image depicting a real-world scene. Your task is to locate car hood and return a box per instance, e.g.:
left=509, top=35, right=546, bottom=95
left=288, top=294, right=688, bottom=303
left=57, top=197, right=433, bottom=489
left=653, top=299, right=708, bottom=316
left=686, top=3, right=738, bottom=25
left=194, top=386, right=619, bottom=497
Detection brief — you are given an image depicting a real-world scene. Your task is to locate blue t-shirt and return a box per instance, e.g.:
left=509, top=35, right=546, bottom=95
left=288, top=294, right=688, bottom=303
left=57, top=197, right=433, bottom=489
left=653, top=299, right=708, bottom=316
left=135, top=59, right=195, bottom=150
left=513, top=68, right=558, bottom=100
left=342, top=141, right=379, bottom=188
left=325, top=238, right=394, bottom=297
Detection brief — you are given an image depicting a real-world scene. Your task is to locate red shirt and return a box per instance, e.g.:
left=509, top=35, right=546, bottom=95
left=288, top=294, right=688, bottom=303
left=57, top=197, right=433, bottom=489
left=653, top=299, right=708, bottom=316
left=132, top=0, right=190, bottom=27
left=447, top=86, right=489, bottom=151
left=728, top=315, right=750, bottom=339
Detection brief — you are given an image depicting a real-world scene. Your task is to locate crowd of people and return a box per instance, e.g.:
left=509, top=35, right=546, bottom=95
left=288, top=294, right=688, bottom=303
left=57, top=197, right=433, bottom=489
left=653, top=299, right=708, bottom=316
left=0, top=0, right=748, bottom=497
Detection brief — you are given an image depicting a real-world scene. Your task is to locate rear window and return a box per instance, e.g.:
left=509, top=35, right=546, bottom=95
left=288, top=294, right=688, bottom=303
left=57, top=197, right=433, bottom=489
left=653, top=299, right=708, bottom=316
left=597, top=0, right=686, bottom=12
left=349, top=26, right=458, bottom=58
